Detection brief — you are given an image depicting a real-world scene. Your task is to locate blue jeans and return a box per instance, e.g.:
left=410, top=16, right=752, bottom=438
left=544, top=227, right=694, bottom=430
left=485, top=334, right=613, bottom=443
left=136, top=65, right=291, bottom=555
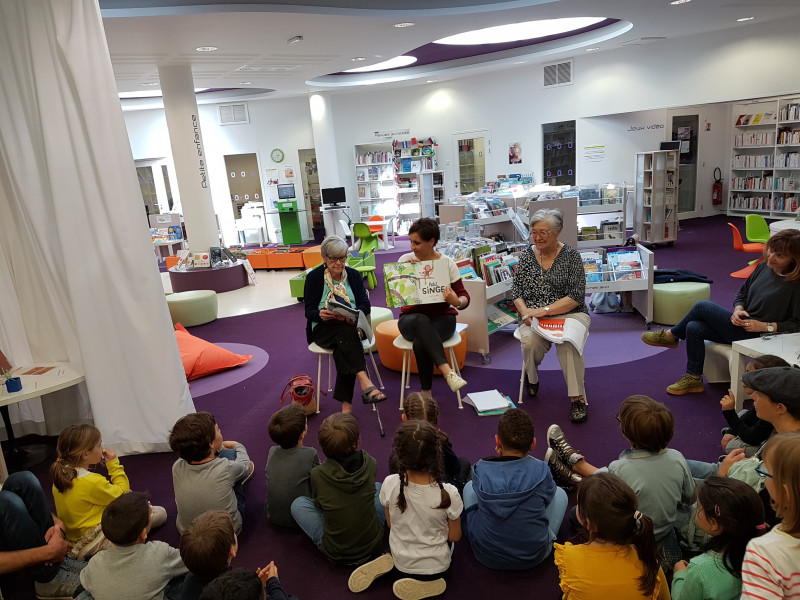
left=462, top=481, right=568, bottom=540
left=290, top=482, right=386, bottom=548
left=0, top=471, right=60, bottom=582
left=669, top=300, right=757, bottom=376
left=686, top=459, right=722, bottom=481
left=217, top=448, right=246, bottom=519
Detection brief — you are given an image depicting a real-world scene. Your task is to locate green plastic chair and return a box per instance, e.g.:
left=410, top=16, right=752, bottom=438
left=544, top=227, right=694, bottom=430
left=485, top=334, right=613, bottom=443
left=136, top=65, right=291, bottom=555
left=352, top=222, right=380, bottom=254
left=347, top=249, right=377, bottom=289
left=745, top=214, right=770, bottom=244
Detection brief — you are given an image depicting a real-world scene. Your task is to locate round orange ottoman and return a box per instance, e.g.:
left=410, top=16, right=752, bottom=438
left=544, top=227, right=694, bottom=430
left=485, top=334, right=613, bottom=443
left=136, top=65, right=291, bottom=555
left=375, top=319, right=467, bottom=373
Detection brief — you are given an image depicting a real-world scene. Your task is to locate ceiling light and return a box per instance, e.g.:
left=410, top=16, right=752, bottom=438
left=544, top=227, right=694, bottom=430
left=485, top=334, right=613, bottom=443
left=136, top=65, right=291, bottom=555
left=118, top=87, right=208, bottom=99
left=585, top=47, right=600, bottom=52
left=736, top=16, right=754, bottom=21
left=434, top=17, right=605, bottom=45
left=287, top=36, right=304, bottom=45
left=345, top=56, right=417, bottom=73
left=426, top=80, right=437, bottom=83
left=350, top=57, right=367, bottom=62
left=394, top=22, right=415, bottom=28
left=195, top=46, right=218, bottom=52
left=670, top=0, right=691, bottom=4
left=141, top=82, right=159, bottom=87
left=238, top=82, right=252, bottom=85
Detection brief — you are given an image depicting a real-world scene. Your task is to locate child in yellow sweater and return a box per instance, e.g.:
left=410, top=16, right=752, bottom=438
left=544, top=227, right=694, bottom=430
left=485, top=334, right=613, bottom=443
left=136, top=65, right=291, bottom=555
left=50, top=424, right=166, bottom=558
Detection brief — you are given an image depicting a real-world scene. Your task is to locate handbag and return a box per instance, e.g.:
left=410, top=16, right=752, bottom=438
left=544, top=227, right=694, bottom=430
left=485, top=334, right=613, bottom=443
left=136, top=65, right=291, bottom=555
left=280, top=374, right=317, bottom=415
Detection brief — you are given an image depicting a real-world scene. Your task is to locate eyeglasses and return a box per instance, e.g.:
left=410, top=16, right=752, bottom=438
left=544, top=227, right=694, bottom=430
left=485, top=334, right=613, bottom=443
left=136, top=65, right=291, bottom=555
left=755, top=460, right=772, bottom=479
left=327, top=256, right=347, bottom=264
left=531, top=229, right=553, bottom=238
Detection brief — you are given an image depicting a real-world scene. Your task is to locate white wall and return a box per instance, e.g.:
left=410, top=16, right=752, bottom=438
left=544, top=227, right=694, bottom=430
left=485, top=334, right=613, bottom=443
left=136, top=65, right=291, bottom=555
left=122, top=15, right=800, bottom=238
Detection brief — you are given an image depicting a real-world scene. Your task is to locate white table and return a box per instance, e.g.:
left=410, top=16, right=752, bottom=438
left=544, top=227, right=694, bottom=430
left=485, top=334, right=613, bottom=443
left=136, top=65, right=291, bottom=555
left=363, top=217, right=397, bottom=250
left=730, top=333, right=800, bottom=410
left=769, top=219, right=800, bottom=235
left=0, top=362, right=85, bottom=481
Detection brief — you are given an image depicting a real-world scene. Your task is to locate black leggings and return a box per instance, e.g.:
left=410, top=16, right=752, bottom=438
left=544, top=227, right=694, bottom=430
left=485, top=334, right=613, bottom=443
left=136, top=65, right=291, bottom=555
left=311, top=319, right=365, bottom=403
left=397, top=313, right=456, bottom=390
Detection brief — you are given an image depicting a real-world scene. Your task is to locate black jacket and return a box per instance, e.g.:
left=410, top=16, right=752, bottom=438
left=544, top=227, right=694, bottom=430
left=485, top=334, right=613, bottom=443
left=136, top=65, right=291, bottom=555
left=304, top=265, right=370, bottom=344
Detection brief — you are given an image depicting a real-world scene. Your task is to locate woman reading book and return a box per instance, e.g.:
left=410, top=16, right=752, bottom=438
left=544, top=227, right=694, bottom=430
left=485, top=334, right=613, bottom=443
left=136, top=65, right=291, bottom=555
left=512, top=208, right=591, bottom=423
left=304, top=235, right=386, bottom=413
left=397, top=217, right=470, bottom=395
left=641, top=229, right=800, bottom=396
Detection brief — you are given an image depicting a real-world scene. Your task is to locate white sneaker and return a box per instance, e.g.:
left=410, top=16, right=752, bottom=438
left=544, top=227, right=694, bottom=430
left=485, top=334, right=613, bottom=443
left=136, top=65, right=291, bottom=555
left=348, top=553, right=394, bottom=593
left=445, top=371, right=466, bottom=392
left=35, top=567, right=81, bottom=600
left=393, top=578, right=446, bottom=600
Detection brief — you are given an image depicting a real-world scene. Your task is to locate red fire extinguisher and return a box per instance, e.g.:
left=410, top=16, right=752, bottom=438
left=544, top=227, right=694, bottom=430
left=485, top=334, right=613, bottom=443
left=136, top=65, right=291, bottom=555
left=712, top=167, right=723, bottom=205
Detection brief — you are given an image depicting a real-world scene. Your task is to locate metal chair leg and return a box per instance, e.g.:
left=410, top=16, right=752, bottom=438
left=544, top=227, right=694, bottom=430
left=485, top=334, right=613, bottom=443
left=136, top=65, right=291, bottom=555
left=518, top=358, right=526, bottom=405
left=315, top=354, right=323, bottom=414
left=367, top=348, right=384, bottom=390
left=448, top=347, right=463, bottom=410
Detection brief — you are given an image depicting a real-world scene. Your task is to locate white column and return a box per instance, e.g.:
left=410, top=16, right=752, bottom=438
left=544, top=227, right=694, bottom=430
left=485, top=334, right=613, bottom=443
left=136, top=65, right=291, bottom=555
left=309, top=94, right=348, bottom=237
left=158, top=64, right=219, bottom=251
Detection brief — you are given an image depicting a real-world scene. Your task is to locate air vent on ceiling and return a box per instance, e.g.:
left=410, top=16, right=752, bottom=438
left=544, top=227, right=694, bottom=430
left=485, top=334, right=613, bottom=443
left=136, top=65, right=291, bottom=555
left=543, top=60, right=573, bottom=88
left=219, top=103, right=249, bottom=125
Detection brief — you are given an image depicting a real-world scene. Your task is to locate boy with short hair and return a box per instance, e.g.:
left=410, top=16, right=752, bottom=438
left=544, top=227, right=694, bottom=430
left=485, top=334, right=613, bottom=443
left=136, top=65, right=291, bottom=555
left=290, top=413, right=384, bottom=565
left=265, top=404, right=320, bottom=528
left=464, top=410, right=568, bottom=570
left=79, top=492, right=187, bottom=600
left=178, top=510, right=237, bottom=600
left=169, top=412, right=254, bottom=535
left=199, top=566, right=295, bottom=600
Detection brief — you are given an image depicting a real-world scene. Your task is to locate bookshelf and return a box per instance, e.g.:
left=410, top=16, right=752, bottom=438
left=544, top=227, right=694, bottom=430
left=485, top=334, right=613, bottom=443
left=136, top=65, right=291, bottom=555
left=393, top=137, right=439, bottom=233
left=633, top=150, right=679, bottom=245
left=564, top=184, right=627, bottom=248
left=355, top=141, right=396, bottom=219
left=728, top=96, right=800, bottom=218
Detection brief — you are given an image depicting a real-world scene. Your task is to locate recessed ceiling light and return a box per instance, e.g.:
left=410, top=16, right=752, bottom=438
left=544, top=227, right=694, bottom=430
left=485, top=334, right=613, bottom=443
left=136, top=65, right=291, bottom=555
left=394, top=22, right=415, bottom=28
left=736, top=16, right=755, bottom=21
left=350, top=57, right=367, bottom=62
left=195, top=46, right=218, bottom=52
left=426, top=80, right=437, bottom=83
left=670, top=0, right=691, bottom=4
left=287, top=36, right=304, bottom=45
left=238, top=82, right=252, bottom=85
left=141, top=82, right=159, bottom=87
left=434, top=17, right=605, bottom=45
left=119, top=87, right=208, bottom=99
left=345, top=56, right=417, bottom=73
left=585, top=47, right=600, bottom=52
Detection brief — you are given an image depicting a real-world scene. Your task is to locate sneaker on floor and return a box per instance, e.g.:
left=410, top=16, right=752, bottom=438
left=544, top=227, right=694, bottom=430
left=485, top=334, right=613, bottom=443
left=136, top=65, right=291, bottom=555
left=60, top=555, right=88, bottom=574
left=445, top=371, right=466, bottom=392
left=641, top=330, right=679, bottom=349
left=393, top=578, right=446, bottom=600
left=545, top=448, right=582, bottom=491
left=569, top=398, right=588, bottom=423
left=667, top=375, right=704, bottom=396
left=547, top=424, right=584, bottom=465
left=35, top=567, right=82, bottom=600
left=348, top=553, right=394, bottom=593
left=241, top=461, right=255, bottom=484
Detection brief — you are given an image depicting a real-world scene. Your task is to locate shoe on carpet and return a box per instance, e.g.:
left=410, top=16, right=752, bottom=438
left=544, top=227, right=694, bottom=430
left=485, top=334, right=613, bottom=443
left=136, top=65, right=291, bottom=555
left=569, top=398, right=588, bottom=423
left=393, top=577, right=446, bottom=600
left=641, top=330, right=679, bottom=349
left=241, top=461, right=255, bottom=485
left=362, top=386, right=387, bottom=404
left=547, top=424, right=584, bottom=465
left=667, top=374, right=704, bottom=396
left=524, top=374, right=538, bottom=397
left=35, top=567, right=82, bottom=600
left=348, top=553, right=394, bottom=593
left=445, top=371, right=466, bottom=392
left=545, top=448, right=582, bottom=491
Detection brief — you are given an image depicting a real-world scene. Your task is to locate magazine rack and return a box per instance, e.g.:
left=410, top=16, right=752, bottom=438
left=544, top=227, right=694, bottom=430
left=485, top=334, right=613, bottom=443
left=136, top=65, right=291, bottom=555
left=584, top=243, right=654, bottom=326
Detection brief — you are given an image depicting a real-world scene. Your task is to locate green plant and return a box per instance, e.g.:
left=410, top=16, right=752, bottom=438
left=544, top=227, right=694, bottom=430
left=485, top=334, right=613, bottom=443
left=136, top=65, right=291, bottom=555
left=2, top=369, right=13, bottom=381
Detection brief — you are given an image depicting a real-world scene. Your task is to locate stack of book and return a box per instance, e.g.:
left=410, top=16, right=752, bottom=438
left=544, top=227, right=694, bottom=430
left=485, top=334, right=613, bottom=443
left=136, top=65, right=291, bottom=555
left=580, top=250, right=604, bottom=282
left=607, top=250, right=644, bottom=281
left=463, top=389, right=515, bottom=416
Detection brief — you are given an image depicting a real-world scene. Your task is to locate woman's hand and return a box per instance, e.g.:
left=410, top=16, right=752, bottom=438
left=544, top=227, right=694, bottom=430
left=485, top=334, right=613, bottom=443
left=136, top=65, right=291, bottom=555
left=717, top=448, right=746, bottom=477
left=731, top=307, right=750, bottom=327
left=673, top=560, right=689, bottom=573
left=319, top=309, right=345, bottom=322
left=720, top=390, right=735, bottom=411
left=443, top=286, right=459, bottom=307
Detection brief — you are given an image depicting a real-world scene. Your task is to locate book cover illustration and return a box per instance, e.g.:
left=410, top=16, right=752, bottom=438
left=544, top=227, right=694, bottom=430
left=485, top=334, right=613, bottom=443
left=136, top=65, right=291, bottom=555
left=384, top=259, right=451, bottom=307
left=531, top=317, right=589, bottom=354
left=493, top=298, right=521, bottom=320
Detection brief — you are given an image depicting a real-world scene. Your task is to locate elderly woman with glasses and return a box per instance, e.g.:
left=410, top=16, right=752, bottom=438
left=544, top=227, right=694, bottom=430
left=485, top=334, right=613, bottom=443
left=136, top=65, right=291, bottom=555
left=512, top=208, right=591, bottom=423
left=304, top=235, right=386, bottom=413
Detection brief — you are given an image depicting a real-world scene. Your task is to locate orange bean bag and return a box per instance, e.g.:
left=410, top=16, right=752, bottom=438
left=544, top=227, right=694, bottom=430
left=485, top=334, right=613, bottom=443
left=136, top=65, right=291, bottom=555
left=375, top=319, right=466, bottom=374
left=174, top=323, right=253, bottom=380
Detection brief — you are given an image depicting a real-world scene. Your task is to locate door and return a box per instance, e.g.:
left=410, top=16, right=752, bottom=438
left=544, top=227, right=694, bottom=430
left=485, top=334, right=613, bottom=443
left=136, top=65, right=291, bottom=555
left=452, top=130, right=490, bottom=195
left=134, top=158, right=175, bottom=215
left=668, top=110, right=702, bottom=218
left=298, top=149, right=322, bottom=237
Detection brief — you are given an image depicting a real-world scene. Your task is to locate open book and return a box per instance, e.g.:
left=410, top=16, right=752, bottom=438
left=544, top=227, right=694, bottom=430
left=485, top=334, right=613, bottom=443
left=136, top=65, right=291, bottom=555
left=327, top=297, right=373, bottom=342
left=531, top=317, right=589, bottom=355
left=384, top=259, right=451, bottom=307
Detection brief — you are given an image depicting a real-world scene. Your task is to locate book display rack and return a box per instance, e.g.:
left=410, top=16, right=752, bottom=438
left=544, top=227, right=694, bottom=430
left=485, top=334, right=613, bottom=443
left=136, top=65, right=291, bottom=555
left=633, top=150, right=679, bottom=245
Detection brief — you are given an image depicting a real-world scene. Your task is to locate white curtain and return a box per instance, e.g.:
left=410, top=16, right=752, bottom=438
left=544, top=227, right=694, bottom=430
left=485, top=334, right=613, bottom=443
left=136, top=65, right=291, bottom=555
left=0, top=0, right=194, bottom=454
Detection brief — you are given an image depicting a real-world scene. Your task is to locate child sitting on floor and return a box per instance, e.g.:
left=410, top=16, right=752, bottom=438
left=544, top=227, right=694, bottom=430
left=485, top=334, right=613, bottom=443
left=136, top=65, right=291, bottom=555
left=199, top=567, right=293, bottom=600
left=79, top=492, right=187, bottom=600
left=51, top=424, right=166, bottom=559
left=349, top=420, right=463, bottom=600
left=169, top=412, right=254, bottom=535
left=555, top=473, right=669, bottom=600
left=265, top=404, right=320, bottom=528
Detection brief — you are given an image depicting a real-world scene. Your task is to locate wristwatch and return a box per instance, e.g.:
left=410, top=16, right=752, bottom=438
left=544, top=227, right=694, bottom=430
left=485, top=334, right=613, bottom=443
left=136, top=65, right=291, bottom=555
left=766, top=323, right=774, bottom=333
left=544, top=306, right=550, bottom=313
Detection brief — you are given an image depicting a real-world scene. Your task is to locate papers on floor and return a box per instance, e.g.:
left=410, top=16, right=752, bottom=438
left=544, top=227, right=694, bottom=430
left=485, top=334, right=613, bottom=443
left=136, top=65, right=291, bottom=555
left=463, top=389, right=516, bottom=416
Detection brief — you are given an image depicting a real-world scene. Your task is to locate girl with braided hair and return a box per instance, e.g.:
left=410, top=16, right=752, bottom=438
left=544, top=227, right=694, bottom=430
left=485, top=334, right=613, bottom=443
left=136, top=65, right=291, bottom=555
left=348, top=420, right=463, bottom=600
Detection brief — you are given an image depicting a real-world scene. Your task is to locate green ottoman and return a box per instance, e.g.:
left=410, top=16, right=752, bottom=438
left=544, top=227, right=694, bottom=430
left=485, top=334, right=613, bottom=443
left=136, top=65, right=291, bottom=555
left=166, top=290, right=218, bottom=327
left=366, top=307, right=394, bottom=352
left=652, top=282, right=711, bottom=326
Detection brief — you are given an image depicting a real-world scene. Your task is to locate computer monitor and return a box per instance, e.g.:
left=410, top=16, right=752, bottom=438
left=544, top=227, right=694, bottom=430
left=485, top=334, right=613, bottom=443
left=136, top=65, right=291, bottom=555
left=659, top=141, right=681, bottom=150
left=277, top=184, right=295, bottom=200
left=321, top=186, right=346, bottom=207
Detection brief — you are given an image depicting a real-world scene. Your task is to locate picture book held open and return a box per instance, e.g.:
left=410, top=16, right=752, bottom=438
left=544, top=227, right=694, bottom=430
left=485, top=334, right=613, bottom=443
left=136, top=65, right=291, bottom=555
left=384, top=259, right=451, bottom=307
left=531, top=317, right=589, bottom=355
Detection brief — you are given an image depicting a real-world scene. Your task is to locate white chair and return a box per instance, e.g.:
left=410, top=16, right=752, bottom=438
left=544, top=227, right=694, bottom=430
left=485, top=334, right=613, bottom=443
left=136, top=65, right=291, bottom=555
left=393, top=323, right=468, bottom=410
left=338, top=219, right=355, bottom=250
left=514, top=326, right=525, bottom=405
left=703, top=340, right=745, bottom=384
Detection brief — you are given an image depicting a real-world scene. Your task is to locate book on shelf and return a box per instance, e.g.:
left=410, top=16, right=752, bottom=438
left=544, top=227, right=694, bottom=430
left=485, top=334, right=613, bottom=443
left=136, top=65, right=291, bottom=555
left=384, top=259, right=451, bottom=307
left=580, top=226, right=598, bottom=241
left=368, top=166, right=378, bottom=180
left=487, top=304, right=516, bottom=328
left=358, top=186, right=366, bottom=199
left=356, top=171, right=365, bottom=182
left=411, top=161, right=422, bottom=173
left=531, top=317, right=589, bottom=355
left=463, top=390, right=516, bottom=416
left=401, top=158, right=412, bottom=173
left=736, top=114, right=753, bottom=126
left=326, top=297, right=373, bottom=342
left=369, top=183, right=380, bottom=199
left=493, top=298, right=521, bottom=320
left=607, top=250, right=644, bottom=281
left=751, top=113, right=764, bottom=125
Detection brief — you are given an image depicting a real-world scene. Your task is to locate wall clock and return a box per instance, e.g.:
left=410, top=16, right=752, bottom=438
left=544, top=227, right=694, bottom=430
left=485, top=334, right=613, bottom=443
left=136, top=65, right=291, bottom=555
left=270, top=148, right=285, bottom=163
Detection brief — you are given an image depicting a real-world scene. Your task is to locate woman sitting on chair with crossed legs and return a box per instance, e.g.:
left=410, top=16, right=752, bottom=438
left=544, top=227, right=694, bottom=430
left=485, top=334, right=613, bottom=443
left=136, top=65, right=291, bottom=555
left=304, top=235, right=386, bottom=413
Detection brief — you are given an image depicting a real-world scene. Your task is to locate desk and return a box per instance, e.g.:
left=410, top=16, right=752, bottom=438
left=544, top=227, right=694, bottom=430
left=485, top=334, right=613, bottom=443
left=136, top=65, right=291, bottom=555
left=730, top=333, right=800, bottom=411
left=365, top=217, right=397, bottom=250
left=768, top=219, right=800, bottom=235
left=0, top=362, right=85, bottom=482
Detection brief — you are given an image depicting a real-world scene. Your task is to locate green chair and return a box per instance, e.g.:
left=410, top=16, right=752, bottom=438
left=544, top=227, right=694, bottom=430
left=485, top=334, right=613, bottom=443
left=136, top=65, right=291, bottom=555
left=745, top=214, right=770, bottom=244
left=347, top=250, right=377, bottom=289
left=352, top=222, right=380, bottom=254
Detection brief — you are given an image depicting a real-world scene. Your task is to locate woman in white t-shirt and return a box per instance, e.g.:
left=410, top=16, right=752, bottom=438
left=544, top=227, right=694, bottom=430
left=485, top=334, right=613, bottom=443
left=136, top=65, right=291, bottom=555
left=347, top=420, right=463, bottom=600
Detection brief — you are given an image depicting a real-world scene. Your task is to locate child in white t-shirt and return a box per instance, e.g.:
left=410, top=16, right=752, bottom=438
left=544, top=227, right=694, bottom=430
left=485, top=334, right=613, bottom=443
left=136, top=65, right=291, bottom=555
left=347, top=420, right=463, bottom=600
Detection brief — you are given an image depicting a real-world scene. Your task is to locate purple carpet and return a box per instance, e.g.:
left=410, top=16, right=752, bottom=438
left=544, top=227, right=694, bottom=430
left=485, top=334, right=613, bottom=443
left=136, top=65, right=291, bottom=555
left=9, top=214, right=755, bottom=600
